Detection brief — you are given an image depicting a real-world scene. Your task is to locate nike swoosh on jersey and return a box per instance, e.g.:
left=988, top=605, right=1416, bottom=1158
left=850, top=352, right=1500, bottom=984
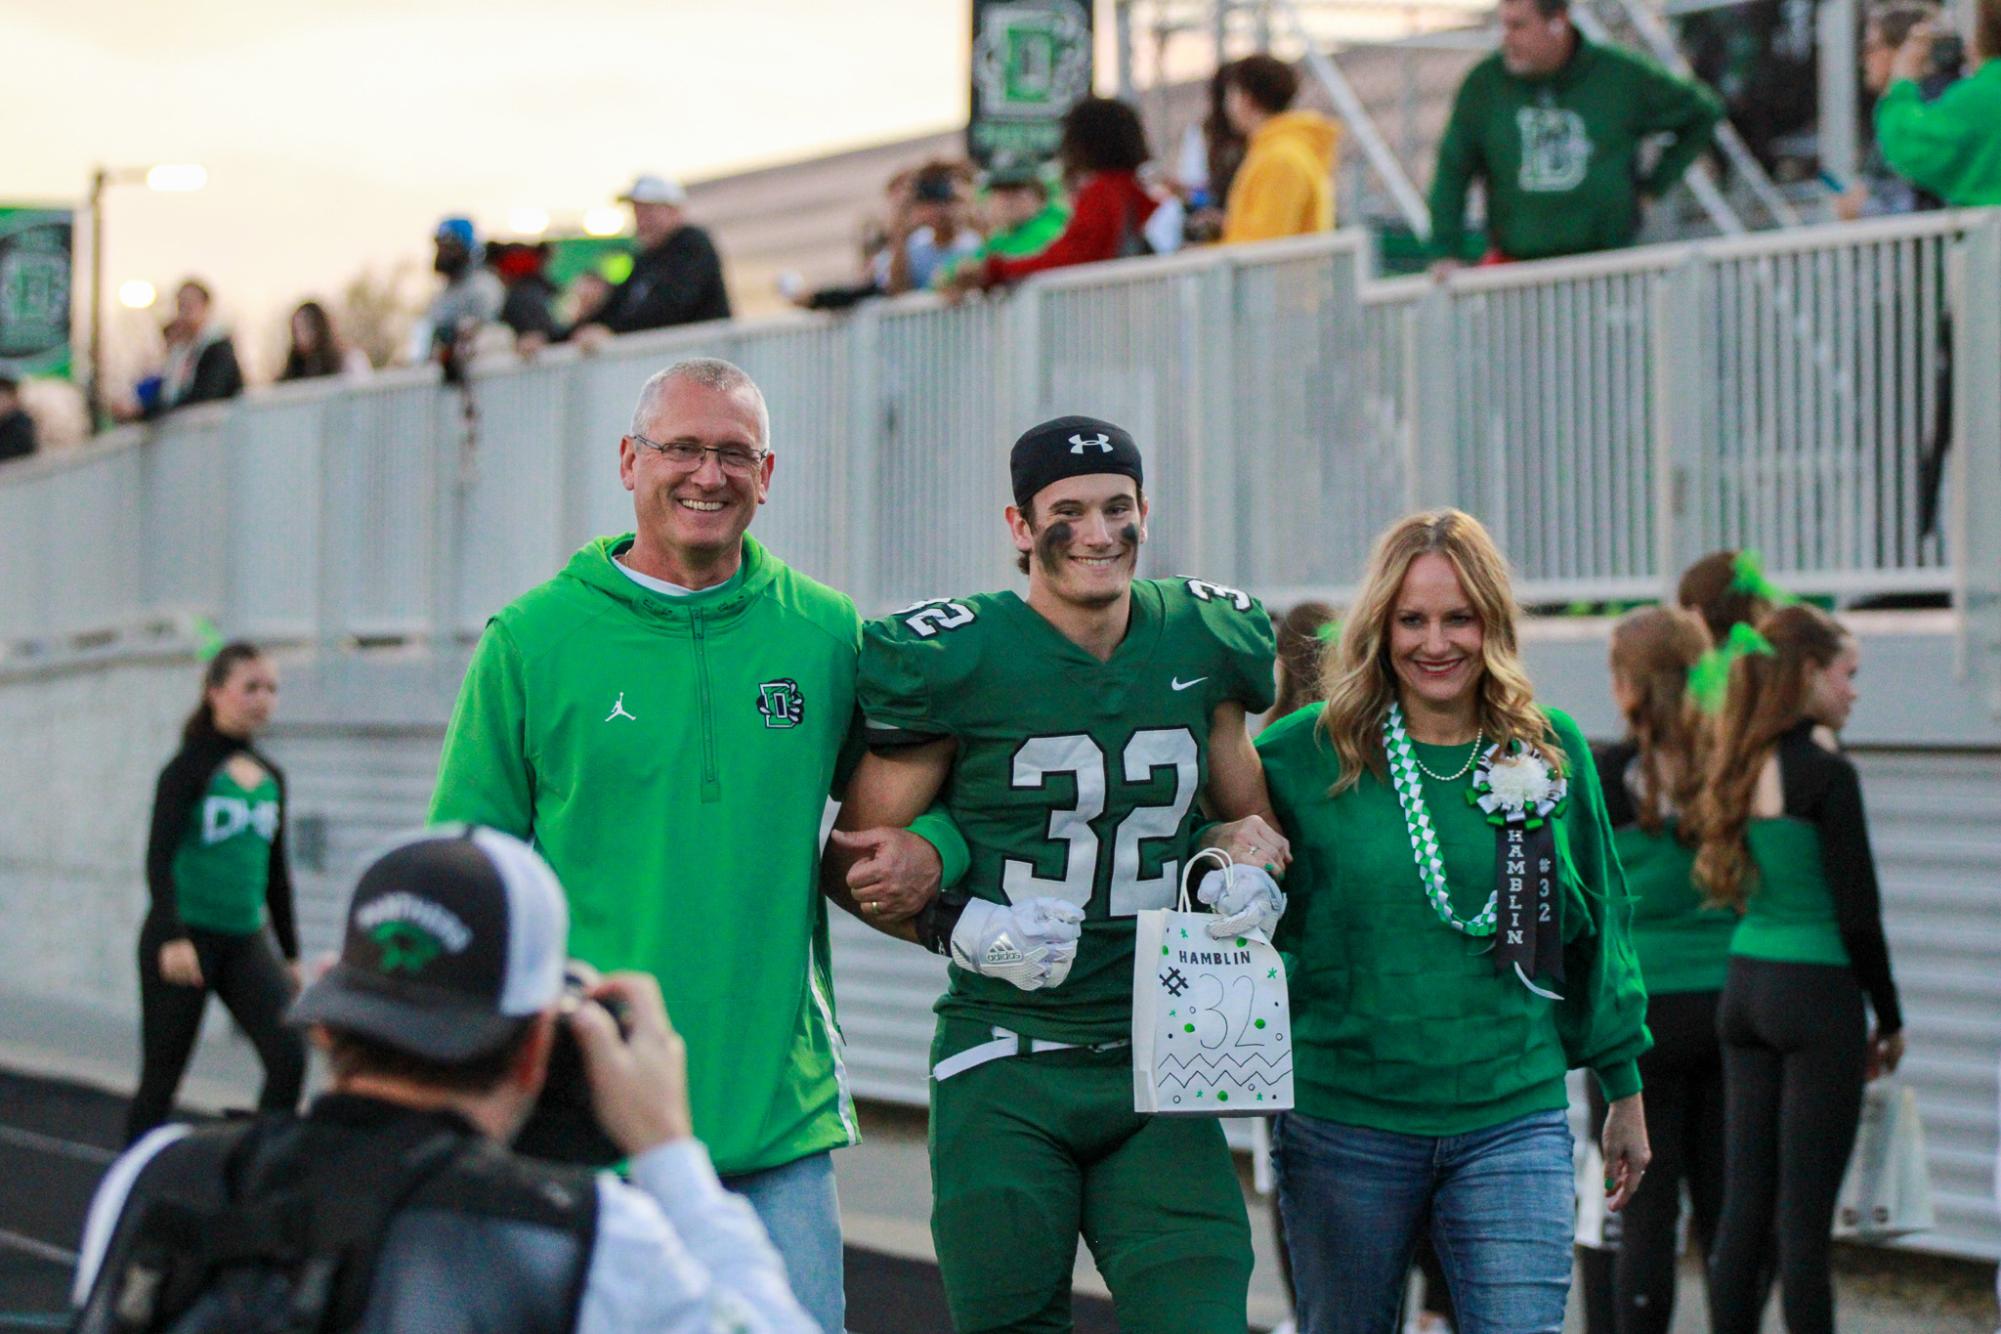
left=1170, top=676, right=1208, bottom=691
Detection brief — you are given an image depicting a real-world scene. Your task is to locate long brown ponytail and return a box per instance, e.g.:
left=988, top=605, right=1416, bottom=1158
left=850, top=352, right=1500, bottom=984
left=1272, top=600, right=1339, bottom=720
left=1608, top=607, right=1708, bottom=840
left=1693, top=605, right=1848, bottom=909
left=1677, top=549, right=1770, bottom=646
left=182, top=641, right=264, bottom=744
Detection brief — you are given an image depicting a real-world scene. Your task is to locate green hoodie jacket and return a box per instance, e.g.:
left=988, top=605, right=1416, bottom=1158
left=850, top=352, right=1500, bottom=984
left=429, top=533, right=866, bottom=1175
left=1430, top=38, right=1722, bottom=262
left=1876, top=62, right=2001, bottom=206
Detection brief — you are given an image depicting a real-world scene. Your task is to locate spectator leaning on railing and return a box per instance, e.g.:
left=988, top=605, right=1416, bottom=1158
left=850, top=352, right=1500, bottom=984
left=1874, top=0, right=2001, bottom=206
left=1218, top=54, right=1341, bottom=243
left=952, top=97, right=1161, bottom=290
left=280, top=300, right=371, bottom=381
left=1429, top=0, right=1722, bottom=272
left=876, top=161, right=982, bottom=296
left=491, top=242, right=563, bottom=352
left=0, top=373, right=35, bottom=463
left=931, top=167, right=1070, bottom=289
left=409, top=218, right=505, bottom=372
left=569, top=174, right=731, bottom=348
left=134, top=279, right=244, bottom=420
left=1839, top=0, right=1952, bottom=220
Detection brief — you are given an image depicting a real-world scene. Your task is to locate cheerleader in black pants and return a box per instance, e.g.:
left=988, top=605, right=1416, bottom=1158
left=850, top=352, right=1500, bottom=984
left=1580, top=607, right=1735, bottom=1333
left=127, top=643, right=306, bottom=1144
left=1696, top=606, right=1904, bottom=1334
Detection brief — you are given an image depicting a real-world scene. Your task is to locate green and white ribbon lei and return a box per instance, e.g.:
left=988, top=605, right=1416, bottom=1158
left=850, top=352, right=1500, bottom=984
left=1383, top=701, right=1497, bottom=936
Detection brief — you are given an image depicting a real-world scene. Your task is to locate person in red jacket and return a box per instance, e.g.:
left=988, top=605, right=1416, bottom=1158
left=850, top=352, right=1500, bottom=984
left=954, top=97, right=1159, bottom=289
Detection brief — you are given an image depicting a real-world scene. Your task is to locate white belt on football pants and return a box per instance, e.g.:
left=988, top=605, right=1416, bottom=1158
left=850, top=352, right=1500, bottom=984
left=930, top=1026, right=1132, bottom=1083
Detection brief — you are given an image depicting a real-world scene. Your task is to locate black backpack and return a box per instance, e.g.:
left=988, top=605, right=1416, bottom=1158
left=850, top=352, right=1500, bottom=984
left=78, top=1117, right=466, bottom=1334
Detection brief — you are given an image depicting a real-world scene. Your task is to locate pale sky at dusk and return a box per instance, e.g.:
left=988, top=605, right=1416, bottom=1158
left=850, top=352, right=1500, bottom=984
left=7, top=0, right=1482, bottom=375
left=4, top=0, right=1007, bottom=366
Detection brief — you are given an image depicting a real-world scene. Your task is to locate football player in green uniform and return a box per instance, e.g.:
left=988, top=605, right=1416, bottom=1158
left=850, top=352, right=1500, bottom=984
left=822, top=415, right=1292, bottom=1332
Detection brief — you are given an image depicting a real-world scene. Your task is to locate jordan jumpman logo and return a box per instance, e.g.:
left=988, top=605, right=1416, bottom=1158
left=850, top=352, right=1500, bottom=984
left=606, top=692, right=636, bottom=722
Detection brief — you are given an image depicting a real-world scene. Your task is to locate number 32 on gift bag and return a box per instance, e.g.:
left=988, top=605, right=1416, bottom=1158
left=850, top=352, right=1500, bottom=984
left=1132, top=848, right=1294, bottom=1115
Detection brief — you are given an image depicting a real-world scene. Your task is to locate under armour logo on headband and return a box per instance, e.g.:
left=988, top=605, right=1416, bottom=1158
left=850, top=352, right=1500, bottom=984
left=1069, top=433, right=1113, bottom=454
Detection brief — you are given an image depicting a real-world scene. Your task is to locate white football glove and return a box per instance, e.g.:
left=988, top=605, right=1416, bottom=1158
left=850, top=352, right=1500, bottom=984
left=1195, top=865, right=1287, bottom=939
left=949, top=897, right=1085, bottom=992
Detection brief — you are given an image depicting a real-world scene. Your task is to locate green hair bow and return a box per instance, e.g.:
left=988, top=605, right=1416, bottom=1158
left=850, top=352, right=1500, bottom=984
left=1728, top=550, right=1797, bottom=607
left=1725, top=621, right=1777, bottom=658
left=1314, top=618, right=1343, bottom=644
left=194, top=615, right=226, bottom=662
left=1687, top=622, right=1778, bottom=714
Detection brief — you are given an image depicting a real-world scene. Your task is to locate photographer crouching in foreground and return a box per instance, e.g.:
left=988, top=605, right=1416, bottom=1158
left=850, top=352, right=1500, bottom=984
left=71, top=826, right=815, bottom=1332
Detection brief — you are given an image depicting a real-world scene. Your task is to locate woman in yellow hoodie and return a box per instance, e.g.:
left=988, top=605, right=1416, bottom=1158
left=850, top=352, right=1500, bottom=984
left=1219, top=55, right=1343, bottom=243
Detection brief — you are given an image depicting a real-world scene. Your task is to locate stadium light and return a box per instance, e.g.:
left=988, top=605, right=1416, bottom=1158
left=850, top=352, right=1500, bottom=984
left=582, top=206, right=626, bottom=238
left=88, top=162, right=209, bottom=428
left=508, top=207, right=551, bottom=238
left=143, top=164, right=208, bottom=193
left=117, top=280, right=157, bottom=310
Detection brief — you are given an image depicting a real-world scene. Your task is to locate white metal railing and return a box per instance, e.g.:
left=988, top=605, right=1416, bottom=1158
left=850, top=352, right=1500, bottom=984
left=2, top=213, right=1996, bottom=665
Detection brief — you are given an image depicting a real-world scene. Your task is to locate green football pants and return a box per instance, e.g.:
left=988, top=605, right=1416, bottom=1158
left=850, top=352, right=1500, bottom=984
left=928, top=1021, right=1254, bottom=1333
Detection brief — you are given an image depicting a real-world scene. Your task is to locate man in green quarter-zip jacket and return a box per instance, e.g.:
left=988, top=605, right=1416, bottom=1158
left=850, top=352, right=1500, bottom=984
left=429, top=357, right=958, bottom=1334
left=1429, top=0, right=1722, bottom=269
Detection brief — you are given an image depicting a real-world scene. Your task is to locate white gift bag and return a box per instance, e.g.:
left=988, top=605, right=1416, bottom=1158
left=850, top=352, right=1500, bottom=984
left=1132, top=849, right=1294, bottom=1116
left=1834, top=1081, right=1935, bottom=1241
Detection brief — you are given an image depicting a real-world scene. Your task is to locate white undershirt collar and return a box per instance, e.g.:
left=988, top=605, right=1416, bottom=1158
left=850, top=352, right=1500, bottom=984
left=614, top=553, right=742, bottom=598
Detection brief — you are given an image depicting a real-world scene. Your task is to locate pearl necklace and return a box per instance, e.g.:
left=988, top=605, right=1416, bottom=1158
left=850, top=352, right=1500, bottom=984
left=1410, top=728, right=1484, bottom=783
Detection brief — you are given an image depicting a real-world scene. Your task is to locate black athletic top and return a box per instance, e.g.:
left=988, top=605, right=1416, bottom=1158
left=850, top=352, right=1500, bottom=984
left=1767, top=721, right=1902, bottom=1033
left=144, top=731, right=299, bottom=958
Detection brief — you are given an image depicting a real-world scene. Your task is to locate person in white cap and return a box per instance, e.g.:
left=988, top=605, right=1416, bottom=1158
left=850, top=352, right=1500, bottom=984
left=570, top=173, right=731, bottom=347
left=70, top=826, right=814, bottom=1333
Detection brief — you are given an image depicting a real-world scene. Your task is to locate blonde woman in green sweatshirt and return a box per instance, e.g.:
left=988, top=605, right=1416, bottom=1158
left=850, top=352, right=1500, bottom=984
left=1259, top=510, right=1652, bottom=1333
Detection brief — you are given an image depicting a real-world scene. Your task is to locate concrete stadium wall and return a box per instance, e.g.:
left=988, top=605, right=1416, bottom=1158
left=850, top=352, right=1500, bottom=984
left=0, top=653, right=203, bottom=1013
left=2, top=617, right=1997, bottom=1259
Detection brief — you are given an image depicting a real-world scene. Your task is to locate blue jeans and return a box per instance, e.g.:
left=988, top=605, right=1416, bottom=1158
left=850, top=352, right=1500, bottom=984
left=723, top=1150, right=845, bottom=1333
left=1274, top=1108, right=1573, bottom=1334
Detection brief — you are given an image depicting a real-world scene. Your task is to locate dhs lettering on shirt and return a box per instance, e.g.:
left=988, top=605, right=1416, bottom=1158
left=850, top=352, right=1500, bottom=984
left=202, top=796, right=279, bottom=845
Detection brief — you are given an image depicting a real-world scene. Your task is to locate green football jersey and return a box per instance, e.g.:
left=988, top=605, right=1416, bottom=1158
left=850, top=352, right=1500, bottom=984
left=859, top=578, right=1277, bottom=1044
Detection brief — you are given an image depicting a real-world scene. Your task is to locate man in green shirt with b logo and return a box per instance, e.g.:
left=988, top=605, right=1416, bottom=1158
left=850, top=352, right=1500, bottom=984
left=1429, top=0, right=1722, bottom=269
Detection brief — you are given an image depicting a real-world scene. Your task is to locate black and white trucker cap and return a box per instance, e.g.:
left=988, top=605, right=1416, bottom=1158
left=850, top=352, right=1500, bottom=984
left=289, top=826, right=568, bottom=1061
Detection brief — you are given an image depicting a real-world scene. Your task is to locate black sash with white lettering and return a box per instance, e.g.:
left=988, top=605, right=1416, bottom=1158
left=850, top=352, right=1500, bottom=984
left=1495, top=821, right=1563, bottom=986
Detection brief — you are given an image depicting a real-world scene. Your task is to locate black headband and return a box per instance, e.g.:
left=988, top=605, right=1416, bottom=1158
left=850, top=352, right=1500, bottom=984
left=1009, top=415, right=1144, bottom=510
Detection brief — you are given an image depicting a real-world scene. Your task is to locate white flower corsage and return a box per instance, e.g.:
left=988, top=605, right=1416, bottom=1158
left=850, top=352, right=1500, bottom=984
left=1469, top=744, right=1568, bottom=827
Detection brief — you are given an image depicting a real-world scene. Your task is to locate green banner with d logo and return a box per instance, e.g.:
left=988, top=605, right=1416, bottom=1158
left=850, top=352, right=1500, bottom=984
left=0, top=208, right=74, bottom=380
left=968, top=0, right=1095, bottom=171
